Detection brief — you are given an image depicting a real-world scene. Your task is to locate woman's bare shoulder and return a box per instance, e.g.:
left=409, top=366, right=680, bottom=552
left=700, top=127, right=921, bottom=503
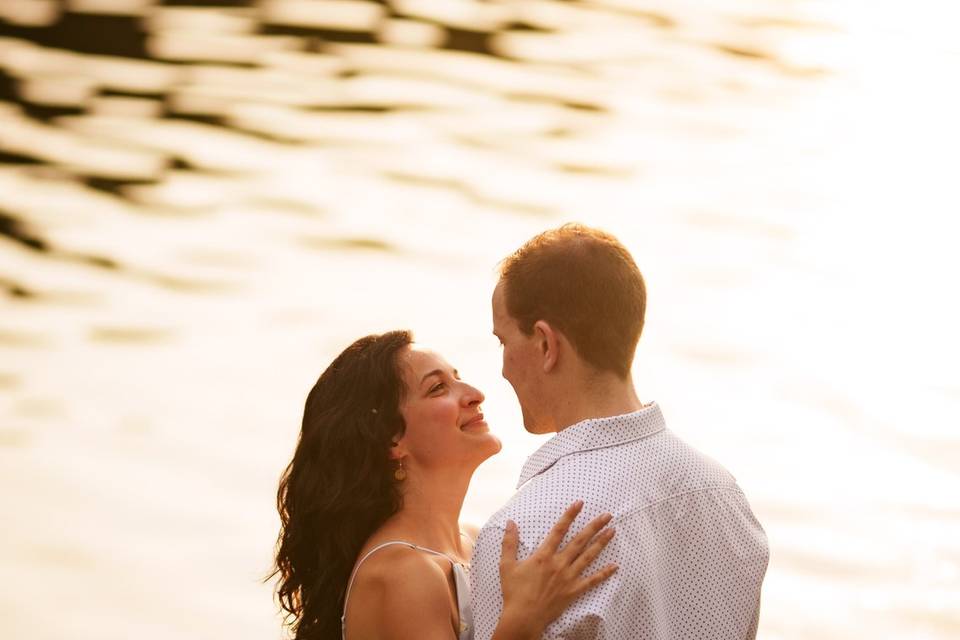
left=352, top=544, right=449, bottom=595
left=349, top=546, right=453, bottom=636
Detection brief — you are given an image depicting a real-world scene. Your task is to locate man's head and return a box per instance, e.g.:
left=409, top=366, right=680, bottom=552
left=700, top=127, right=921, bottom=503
left=492, top=223, right=646, bottom=433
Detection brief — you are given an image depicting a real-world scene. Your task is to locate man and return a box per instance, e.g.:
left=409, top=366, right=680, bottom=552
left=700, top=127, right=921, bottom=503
left=471, top=224, right=769, bottom=639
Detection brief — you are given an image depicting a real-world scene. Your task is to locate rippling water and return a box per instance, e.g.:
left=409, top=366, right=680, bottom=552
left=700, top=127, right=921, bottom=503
left=1, top=1, right=958, bottom=639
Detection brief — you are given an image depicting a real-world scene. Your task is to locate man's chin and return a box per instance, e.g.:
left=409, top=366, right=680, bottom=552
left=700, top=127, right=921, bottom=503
left=521, top=414, right=551, bottom=435
left=520, top=409, right=534, bottom=433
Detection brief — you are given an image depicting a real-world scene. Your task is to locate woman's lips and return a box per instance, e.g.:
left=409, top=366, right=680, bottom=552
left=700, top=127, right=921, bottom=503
left=460, top=413, right=486, bottom=430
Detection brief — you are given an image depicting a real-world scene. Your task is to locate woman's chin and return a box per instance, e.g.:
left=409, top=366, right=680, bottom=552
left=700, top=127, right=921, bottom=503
left=466, top=434, right=502, bottom=464
left=480, top=434, right=503, bottom=459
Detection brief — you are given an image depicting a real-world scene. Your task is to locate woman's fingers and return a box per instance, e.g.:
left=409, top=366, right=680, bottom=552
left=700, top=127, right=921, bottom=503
left=575, top=563, right=619, bottom=596
left=560, top=511, right=613, bottom=559
left=539, top=501, right=584, bottom=553
left=497, top=505, right=618, bottom=629
left=570, top=526, right=615, bottom=574
left=499, top=519, right=519, bottom=569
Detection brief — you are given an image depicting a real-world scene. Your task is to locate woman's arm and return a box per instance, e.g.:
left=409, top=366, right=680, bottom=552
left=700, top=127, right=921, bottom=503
left=490, top=502, right=618, bottom=640
left=377, top=552, right=461, bottom=640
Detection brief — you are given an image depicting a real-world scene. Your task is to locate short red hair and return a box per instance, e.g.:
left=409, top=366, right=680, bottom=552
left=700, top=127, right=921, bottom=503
left=498, top=223, right=646, bottom=379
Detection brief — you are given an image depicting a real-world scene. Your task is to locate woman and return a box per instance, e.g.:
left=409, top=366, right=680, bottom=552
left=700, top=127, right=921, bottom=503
left=273, top=330, right=617, bottom=639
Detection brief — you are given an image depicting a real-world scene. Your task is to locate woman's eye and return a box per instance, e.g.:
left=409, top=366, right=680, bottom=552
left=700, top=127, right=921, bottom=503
left=429, top=383, right=445, bottom=394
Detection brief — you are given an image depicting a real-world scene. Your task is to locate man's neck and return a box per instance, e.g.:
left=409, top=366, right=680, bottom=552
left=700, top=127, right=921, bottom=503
left=550, top=373, right=643, bottom=433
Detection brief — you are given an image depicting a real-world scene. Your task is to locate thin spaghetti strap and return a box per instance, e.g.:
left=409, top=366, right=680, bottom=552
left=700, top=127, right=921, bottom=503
left=341, top=541, right=461, bottom=639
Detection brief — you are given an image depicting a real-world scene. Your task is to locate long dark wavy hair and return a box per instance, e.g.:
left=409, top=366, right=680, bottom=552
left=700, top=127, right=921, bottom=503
left=272, top=330, right=413, bottom=640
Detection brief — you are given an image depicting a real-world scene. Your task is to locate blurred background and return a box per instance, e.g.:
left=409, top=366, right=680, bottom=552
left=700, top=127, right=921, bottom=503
left=1, top=0, right=958, bottom=638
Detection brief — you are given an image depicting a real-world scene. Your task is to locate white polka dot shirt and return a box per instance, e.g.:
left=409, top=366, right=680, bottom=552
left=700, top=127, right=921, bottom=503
left=470, top=403, right=769, bottom=639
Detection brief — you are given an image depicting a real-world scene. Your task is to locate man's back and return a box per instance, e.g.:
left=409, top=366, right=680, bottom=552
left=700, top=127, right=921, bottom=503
left=470, top=404, right=769, bottom=639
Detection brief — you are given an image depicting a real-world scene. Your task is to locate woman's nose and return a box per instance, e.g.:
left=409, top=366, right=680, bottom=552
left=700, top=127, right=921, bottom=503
left=461, top=383, right=484, bottom=406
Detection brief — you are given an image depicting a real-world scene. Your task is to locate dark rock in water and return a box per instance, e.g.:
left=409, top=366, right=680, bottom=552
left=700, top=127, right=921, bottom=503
left=22, top=11, right=151, bottom=59
left=0, top=20, right=47, bottom=44
left=309, top=104, right=399, bottom=113
left=261, top=23, right=378, bottom=45
left=0, top=150, right=43, bottom=165
left=100, top=88, right=168, bottom=102
left=169, top=158, right=195, bottom=171
left=4, top=281, right=36, bottom=299
left=20, top=102, right=86, bottom=122
left=0, top=212, right=122, bottom=276
left=160, top=108, right=229, bottom=127
left=561, top=100, right=606, bottom=113
left=78, top=255, right=120, bottom=270
left=0, top=211, right=50, bottom=254
left=161, top=0, right=253, bottom=6
left=444, top=27, right=495, bottom=56
left=84, top=176, right=159, bottom=196
left=0, top=69, right=19, bottom=103
left=503, top=21, right=549, bottom=33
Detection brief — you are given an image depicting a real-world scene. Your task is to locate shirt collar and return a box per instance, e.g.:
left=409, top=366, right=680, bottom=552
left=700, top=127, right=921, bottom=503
left=517, top=402, right=666, bottom=488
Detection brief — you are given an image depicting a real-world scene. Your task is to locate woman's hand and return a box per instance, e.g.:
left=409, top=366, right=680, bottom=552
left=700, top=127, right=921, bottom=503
left=494, top=501, right=617, bottom=639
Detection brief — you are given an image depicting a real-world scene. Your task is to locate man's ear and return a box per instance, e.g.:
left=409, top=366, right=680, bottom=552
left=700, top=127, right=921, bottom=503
left=533, top=320, right=560, bottom=373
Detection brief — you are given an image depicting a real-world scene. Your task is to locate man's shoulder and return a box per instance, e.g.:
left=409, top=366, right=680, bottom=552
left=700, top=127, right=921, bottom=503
left=481, top=430, right=741, bottom=534
left=476, top=477, right=611, bottom=555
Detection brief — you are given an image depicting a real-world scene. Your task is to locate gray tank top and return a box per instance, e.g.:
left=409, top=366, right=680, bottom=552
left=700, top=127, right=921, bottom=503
left=341, top=541, right=474, bottom=640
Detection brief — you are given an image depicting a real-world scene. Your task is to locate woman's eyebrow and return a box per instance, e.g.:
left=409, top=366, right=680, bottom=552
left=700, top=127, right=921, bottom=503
left=420, top=369, right=443, bottom=385
left=419, top=368, right=458, bottom=385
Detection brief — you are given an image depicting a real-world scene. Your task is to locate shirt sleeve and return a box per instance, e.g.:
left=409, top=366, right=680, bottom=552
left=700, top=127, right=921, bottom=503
left=657, top=487, right=768, bottom=639
left=641, top=487, right=768, bottom=639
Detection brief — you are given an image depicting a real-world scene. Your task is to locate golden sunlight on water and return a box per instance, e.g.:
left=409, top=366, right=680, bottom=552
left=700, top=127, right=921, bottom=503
left=0, top=1, right=958, bottom=639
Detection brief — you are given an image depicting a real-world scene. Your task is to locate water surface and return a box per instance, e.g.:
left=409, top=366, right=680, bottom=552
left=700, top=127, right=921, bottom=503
left=1, top=1, right=958, bottom=639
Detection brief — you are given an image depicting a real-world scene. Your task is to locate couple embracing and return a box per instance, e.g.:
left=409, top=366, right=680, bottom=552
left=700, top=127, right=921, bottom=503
left=272, top=224, right=769, bottom=640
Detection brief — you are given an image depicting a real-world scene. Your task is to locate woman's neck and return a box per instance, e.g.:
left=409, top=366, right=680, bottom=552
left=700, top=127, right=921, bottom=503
left=376, top=467, right=472, bottom=559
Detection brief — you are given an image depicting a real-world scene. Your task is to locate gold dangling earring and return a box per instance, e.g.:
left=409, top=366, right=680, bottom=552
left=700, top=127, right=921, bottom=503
left=394, top=460, right=407, bottom=482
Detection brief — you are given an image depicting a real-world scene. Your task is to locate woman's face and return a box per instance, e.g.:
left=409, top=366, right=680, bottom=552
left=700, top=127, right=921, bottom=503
left=394, top=346, right=501, bottom=472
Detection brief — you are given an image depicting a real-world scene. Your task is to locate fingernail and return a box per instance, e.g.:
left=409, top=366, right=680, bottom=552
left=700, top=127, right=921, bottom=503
left=602, top=512, right=613, bottom=523
left=506, top=519, right=516, bottom=531
left=575, top=500, right=584, bottom=508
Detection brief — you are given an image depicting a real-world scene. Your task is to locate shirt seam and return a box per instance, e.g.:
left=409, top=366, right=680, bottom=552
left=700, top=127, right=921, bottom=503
left=612, top=484, right=745, bottom=523
left=479, top=484, right=742, bottom=546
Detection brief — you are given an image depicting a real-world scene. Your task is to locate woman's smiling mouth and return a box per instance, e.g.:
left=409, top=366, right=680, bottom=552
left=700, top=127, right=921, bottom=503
left=460, top=413, right=487, bottom=431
